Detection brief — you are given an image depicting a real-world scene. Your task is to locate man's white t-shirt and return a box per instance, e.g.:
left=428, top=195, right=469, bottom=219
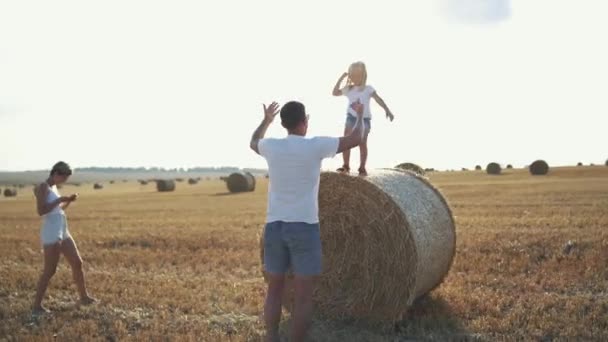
left=341, top=85, right=375, bottom=119
left=258, top=135, right=340, bottom=224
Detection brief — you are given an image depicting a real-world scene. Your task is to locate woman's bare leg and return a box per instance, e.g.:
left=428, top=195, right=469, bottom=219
left=33, top=243, right=61, bottom=312
left=60, top=237, right=96, bottom=304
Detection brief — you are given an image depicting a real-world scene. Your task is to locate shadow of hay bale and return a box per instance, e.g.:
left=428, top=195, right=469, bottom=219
left=275, top=295, right=472, bottom=341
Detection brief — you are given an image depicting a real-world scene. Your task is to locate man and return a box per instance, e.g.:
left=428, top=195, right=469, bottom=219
left=250, top=100, right=365, bottom=342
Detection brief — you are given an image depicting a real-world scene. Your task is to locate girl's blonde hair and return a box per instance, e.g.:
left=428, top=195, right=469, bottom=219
left=346, top=61, right=368, bottom=90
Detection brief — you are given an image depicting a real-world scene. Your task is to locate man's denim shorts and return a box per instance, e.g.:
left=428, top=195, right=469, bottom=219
left=263, top=221, right=322, bottom=276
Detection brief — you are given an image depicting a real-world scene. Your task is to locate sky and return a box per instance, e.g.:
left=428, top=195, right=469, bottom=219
left=0, top=0, right=606, bottom=172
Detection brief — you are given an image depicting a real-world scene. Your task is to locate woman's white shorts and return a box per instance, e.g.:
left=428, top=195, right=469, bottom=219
left=40, top=213, right=71, bottom=246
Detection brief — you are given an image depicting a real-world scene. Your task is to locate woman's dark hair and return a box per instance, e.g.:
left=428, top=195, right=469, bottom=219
left=50, top=161, right=72, bottom=176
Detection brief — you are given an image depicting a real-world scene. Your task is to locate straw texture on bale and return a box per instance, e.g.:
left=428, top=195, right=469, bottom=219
left=260, top=169, right=456, bottom=323
left=93, top=183, right=103, bottom=190
left=475, top=165, right=482, bottom=171
left=156, top=180, right=176, bottom=192
left=395, top=162, right=425, bottom=176
left=3, top=188, right=17, bottom=197
left=529, top=160, right=549, bottom=175
left=486, top=162, right=501, bottom=175
left=226, top=172, right=256, bottom=193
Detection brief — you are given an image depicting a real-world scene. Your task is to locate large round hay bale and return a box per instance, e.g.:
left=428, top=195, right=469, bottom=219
left=260, top=170, right=456, bottom=323
left=3, top=188, right=17, bottom=197
left=188, top=178, right=198, bottom=185
left=605, top=159, right=608, bottom=166
left=226, top=172, right=256, bottom=193
left=475, top=165, right=482, bottom=171
left=93, top=183, right=103, bottom=190
left=486, top=162, right=501, bottom=175
left=156, top=180, right=176, bottom=192
left=395, top=162, right=425, bottom=176
left=529, top=160, right=549, bottom=175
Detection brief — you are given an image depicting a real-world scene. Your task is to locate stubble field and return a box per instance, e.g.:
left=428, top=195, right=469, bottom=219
left=1, top=166, right=607, bottom=341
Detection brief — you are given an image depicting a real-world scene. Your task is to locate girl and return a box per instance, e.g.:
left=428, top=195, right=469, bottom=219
left=332, top=61, right=394, bottom=176
left=32, top=161, right=96, bottom=315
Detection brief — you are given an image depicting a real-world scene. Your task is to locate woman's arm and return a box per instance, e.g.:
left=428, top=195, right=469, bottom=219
left=35, top=183, right=68, bottom=216
left=372, top=91, right=394, bottom=121
left=332, top=72, right=349, bottom=96
left=60, top=194, right=77, bottom=210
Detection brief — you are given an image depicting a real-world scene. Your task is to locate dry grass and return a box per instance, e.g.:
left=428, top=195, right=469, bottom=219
left=1, top=167, right=607, bottom=341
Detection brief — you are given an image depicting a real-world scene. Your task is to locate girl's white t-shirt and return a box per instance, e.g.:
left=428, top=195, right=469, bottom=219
left=341, top=85, right=375, bottom=119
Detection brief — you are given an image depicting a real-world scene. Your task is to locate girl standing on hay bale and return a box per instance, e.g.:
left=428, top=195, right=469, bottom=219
left=332, top=61, right=395, bottom=176
left=31, top=161, right=97, bottom=315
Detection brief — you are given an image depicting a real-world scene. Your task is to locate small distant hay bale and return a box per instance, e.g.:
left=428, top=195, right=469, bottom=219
left=577, top=162, right=583, bottom=167
left=461, top=168, right=468, bottom=171
left=260, top=170, right=456, bottom=323
left=17, top=184, right=26, bottom=189
left=395, top=162, right=425, bottom=176
left=188, top=178, right=198, bottom=185
left=138, top=180, right=148, bottom=185
left=529, top=160, right=549, bottom=175
left=424, top=168, right=435, bottom=172
left=220, top=176, right=228, bottom=182
left=3, top=188, right=17, bottom=197
left=226, top=172, right=256, bottom=193
left=156, top=180, right=176, bottom=192
left=93, top=183, right=104, bottom=190
left=475, top=165, right=482, bottom=171
left=265, top=173, right=269, bottom=179
left=109, top=180, right=115, bottom=184
left=590, top=163, right=595, bottom=166
left=506, top=164, right=513, bottom=169
left=486, top=162, right=501, bottom=175
left=605, top=159, right=608, bottom=166
left=175, top=178, right=184, bottom=182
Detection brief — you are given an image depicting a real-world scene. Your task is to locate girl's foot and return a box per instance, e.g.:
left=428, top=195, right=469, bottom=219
left=337, top=165, right=350, bottom=173
left=32, top=306, right=51, bottom=316
left=80, top=296, right=98, bottom=306
left=358, top=167, right=368, bottom=177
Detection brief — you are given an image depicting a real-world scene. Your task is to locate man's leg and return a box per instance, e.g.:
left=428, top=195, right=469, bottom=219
left=265, top=273, right=285, bottom=342
left=291, top=275, right=315, bottom=342
left=263, top=222, right=289, bottom=342
left=285, top=223, right=322, bottom=342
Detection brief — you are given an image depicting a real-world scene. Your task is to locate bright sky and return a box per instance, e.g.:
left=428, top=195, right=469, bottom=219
left=1, top=0, right=606, bottom=172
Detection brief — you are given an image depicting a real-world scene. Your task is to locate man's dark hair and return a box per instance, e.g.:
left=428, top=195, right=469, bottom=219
left=280, top=101, right=307, bottom=130
left=50, top=161, right=72, bottom=176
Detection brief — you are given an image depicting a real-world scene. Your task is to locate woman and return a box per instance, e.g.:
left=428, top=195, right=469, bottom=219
left=32, top=161, right=96, bottom=314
